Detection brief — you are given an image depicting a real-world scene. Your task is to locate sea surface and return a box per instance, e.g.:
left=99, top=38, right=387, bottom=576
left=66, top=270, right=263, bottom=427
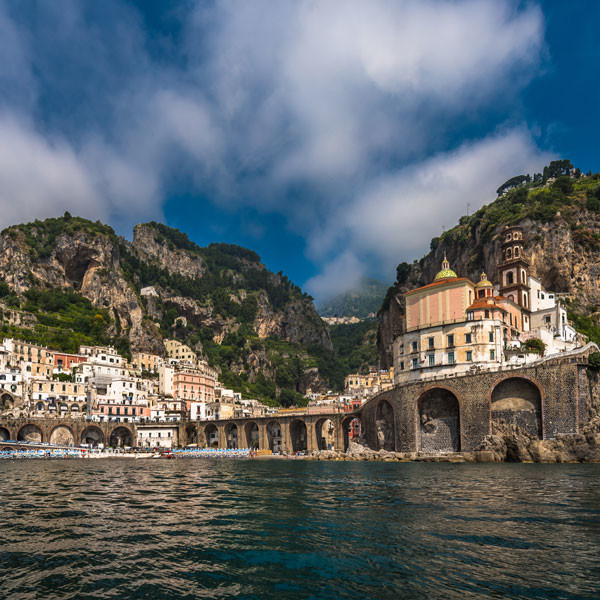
left=0, top=460, right=599, bottom=600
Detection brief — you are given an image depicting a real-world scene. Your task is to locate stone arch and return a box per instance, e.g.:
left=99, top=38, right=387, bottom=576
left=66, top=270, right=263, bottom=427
left=17, top=424, right=43, bottom=443
left=315, top=418, right=335, bottom=451
left=109, top=426, right=133, bottom=448
left=49, top=424, right=75, bottom=446
left=0, top=426, right=11, bottom=441
left=417, top=387, right=461, bottom=453
left=225, top=423, right=239, bottom=449
left=490, top=377, right=542, bottom=438
left=245, top=421, right=259, bottom=450
left=204, top=423, right=219, bottom=448
left=35, top=402, right=45, bottom=412
left=290, top=419, right=307, bottom=453
left=266, top=421, right=282, bottom=453
left=81, top=426, right=104, bottom=447
left=375, top=399, right=396, bottom=450
left=185, top=423, right=198, bottom=446
left=0, top=392, right=14, bottom=412
left=342, top=415, right=361, bottom=451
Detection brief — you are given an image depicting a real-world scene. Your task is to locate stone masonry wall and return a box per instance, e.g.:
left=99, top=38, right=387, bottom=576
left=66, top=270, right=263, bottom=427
left=358, top=356, right=592, bottom=453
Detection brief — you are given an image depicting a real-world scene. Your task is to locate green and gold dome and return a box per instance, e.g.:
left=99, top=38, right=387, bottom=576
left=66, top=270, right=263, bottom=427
left=434, top=255, right=458, bottom=281
left=475, top=272, right=493, bottom=288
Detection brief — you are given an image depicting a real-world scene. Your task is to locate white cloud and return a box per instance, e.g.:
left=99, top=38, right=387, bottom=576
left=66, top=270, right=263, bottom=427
left=334, top=129, right=554, bottom=273
left=0, top=0, right=551, bottom=300
left=0, top=115, right=104, bottom=227
left=305, top=250, right=365, bottom=301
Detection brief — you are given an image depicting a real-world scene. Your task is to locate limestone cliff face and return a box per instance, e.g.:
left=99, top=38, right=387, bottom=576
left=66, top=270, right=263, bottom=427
left=0, top=227, right=163, bottom=354
left=255, top=292, right=333, bottom=350
left=378, top=209, right=600, bottom=367
left=0, top=218, right=332, bottom=397
left=132, top=223, right=206, bottom=279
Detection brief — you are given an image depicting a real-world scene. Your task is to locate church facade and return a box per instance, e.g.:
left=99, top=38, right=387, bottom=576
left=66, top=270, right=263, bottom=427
left=393, top=226, right=578, bottom=385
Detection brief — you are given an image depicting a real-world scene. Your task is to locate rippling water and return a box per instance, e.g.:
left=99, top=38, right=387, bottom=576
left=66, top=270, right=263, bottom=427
left=1, top=460, right=599, bottom=599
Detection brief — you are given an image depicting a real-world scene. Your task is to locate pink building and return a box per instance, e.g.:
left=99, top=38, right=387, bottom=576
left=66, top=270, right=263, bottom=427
left=405, top=257, right=475, bottom=332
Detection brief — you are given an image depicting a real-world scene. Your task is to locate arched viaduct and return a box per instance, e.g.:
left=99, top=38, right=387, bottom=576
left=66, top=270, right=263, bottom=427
left=0, top=411, right=356, bottom=453
left=0, top=418, right=136, bottom=449
left=184, top=411, right=354, bottom=453
left=357, top=352, right=592, bottom=453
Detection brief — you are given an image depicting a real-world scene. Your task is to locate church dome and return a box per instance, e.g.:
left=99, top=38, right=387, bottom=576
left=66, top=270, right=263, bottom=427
left=475, top=272, right=493, bottom=288
left=434, top=255, right=457, bottom=281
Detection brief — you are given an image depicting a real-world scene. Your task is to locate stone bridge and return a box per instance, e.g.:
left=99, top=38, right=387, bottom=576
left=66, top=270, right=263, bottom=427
left=184, top=410, right=354, bottom=453
left=0, top=418, right=137, bottom=449
left=357, top=351, right=594, bottom=453
left=0, top=410, right=357, bottom=453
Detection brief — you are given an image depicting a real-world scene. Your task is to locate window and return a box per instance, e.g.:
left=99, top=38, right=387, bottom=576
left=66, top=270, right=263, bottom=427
left=467, top=311, right=474, bottom=321
left=400, top=361, right=404, bottom=370
left=411, top=358, right=418, bottom=369
left=447, top=334, right=454, bottom=347
left=485, top=309, right=490, bottom=319
left=507, top=248, right=512, bottom=259
left=507, top=272, right=514, bottom=285
left=489, top=331, right=494, bottom=342
left=428, top=354, right=435, bottom=366
left=490, top=350, right=495, bottom=360
left=428, top=337, right=434, bottom=349
left=465, top=333, right=472, bottom=344
left=411, top=341, right=418, bottom=352
left=466, top=351, right=472, bottom=362
left=515, top=247, right=520, bottom=257
left=447, top=352, right=455, bottom=365
left=545, top=315, right=551, bottom=324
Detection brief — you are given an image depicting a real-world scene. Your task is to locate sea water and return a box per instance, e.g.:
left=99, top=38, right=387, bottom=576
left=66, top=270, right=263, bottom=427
left=1, top=460, right=599, bottom=599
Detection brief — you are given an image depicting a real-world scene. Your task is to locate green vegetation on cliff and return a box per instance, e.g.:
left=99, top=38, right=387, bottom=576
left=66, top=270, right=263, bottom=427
left=0, top=215, right=340, bottom=407
left=432, top=161, right=600, bottom=251
left=0, top=287, right=114, bottom=354
left=378, top=161, right=600, bottom=363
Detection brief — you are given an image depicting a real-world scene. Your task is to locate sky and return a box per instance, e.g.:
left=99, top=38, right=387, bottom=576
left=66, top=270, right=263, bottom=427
left=0, top=0, right=599, bottom=302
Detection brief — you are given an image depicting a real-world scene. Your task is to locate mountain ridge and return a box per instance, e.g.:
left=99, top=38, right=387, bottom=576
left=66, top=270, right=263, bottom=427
left=377, top=163, right=600, bottom=367
left=0, top=215, right=334, bottom=405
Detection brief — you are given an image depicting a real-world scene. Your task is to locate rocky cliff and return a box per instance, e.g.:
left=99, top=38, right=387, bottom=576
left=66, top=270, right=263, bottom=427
left=0, top=215, right=332, bottom=404
left=378, top=170, right=600, bottom=367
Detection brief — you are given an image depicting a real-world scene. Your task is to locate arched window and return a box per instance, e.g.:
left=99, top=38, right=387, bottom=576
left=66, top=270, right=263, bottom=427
left=506, top=272, right=514, bottom=285
left=507, top=248, right=512, bottom=259
left=514, top=247, right=520, bottom=257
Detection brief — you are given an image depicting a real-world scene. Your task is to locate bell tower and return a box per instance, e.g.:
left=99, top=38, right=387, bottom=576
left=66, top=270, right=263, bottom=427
left=497, top=226, right=530, bottom=311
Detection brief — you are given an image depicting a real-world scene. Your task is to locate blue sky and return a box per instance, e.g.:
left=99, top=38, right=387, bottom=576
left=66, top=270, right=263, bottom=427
left=0, top=1, right=598, bottom=301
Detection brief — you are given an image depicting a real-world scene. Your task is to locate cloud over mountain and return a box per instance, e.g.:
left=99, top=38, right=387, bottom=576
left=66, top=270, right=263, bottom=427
left=0, top=0, right=550, bottom=299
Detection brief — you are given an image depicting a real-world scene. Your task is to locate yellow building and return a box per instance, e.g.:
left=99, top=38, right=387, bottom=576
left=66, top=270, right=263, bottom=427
left=164, top=339, right=197, bottom=364
left=30, top=378, right=88, bottom=416
left=3, top=339, right=54, bottom=379
left=131, top=351, right=163, bottom=374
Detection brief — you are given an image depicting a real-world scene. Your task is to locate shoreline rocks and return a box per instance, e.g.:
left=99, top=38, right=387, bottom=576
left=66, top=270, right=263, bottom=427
left=310, top=431, right=600, bottom=464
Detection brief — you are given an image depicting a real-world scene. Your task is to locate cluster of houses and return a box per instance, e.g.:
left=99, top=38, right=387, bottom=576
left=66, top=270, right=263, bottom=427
left=0, top=337, right=278, bottom=427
